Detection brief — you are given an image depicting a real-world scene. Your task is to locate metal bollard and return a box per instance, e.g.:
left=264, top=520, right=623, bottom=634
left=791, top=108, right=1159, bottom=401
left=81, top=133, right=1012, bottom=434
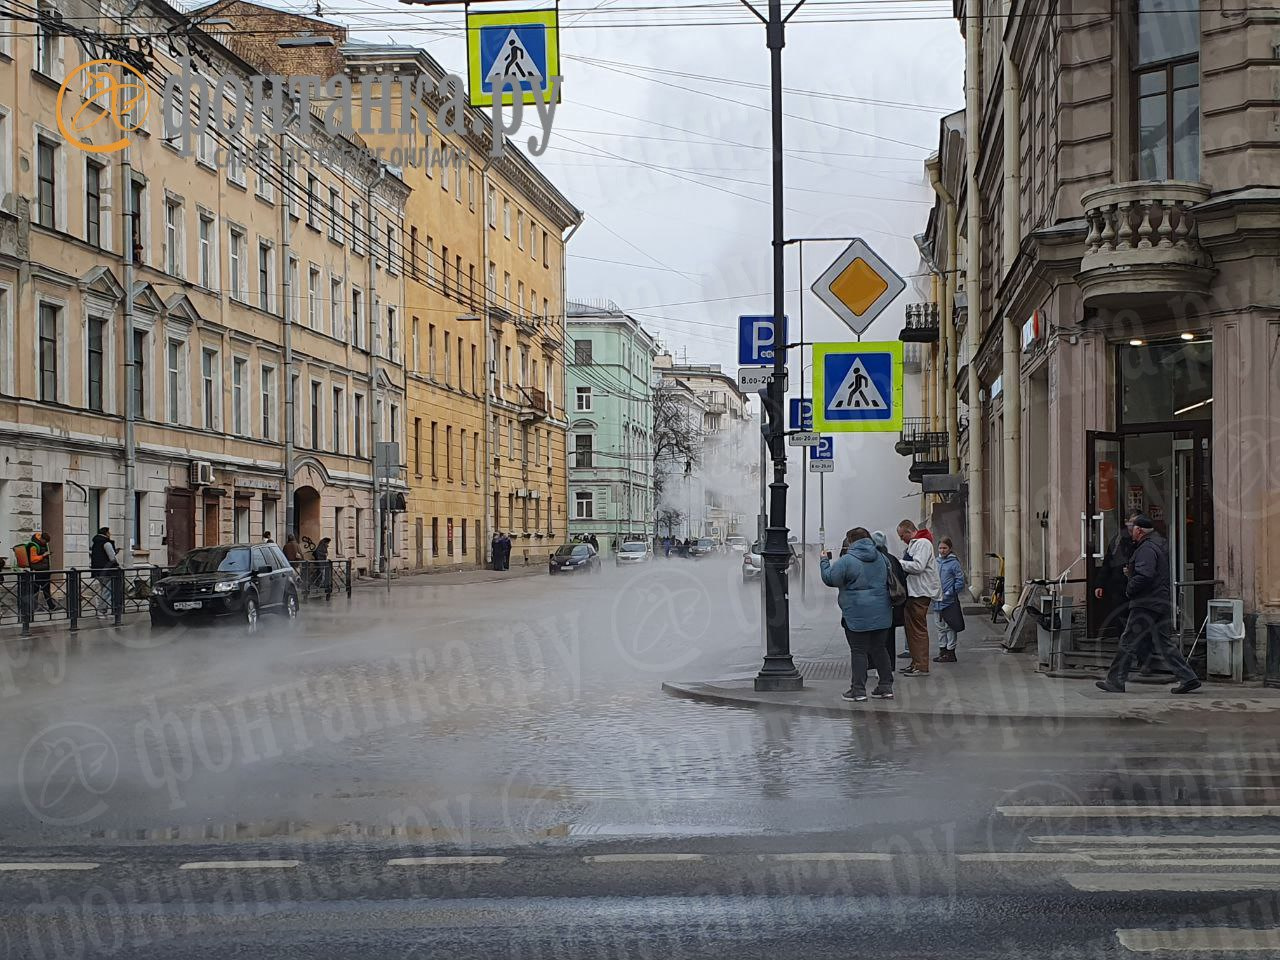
left=345, top=559, right=353, bottom=598
left=68, top=569, right=80, bottom=632
left=112, top=568, right=125, bottom=626
left=17, top=570, right=32, bottom=637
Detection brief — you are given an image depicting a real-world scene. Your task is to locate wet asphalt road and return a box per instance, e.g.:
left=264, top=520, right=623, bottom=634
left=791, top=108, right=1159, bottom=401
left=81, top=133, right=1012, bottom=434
left=3, top=555, right=1280, bottom=958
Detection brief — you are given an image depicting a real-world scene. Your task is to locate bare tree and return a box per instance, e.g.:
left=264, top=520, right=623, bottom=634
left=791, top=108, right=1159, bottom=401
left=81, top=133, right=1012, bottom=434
left=652, top=385, right=703, bottom=501
left=656, top=507, right=685, bottom=538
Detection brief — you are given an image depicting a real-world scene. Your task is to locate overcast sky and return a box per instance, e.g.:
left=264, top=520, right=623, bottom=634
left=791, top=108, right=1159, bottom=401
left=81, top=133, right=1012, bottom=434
left=300, top=0, right=966, bottom=536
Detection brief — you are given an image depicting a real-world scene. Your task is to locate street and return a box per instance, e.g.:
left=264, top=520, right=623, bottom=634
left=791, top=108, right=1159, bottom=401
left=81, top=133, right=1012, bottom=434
left=1, top=556, right=1279, bottom=957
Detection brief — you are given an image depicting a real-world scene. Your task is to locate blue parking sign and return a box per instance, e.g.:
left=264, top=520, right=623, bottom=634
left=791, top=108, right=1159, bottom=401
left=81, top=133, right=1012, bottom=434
left=738, top=315, right=788, bottom=366
left=788, top=397, right=813, bottom=431
left=810, top=436, right=834, bottom=460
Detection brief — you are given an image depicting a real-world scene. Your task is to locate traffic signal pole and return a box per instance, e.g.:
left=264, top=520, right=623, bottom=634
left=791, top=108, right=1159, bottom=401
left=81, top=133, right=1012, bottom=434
left=744, top=0, right=805, bottom=691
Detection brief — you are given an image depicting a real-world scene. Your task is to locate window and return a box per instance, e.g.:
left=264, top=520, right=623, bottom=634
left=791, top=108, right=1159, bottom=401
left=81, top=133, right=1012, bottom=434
left=88, top=488, right=105, bottom=539
left=517, top=281, right=525, bottom=314
left=504, top=346, right=512, bottom=389
left=426, top=237, right=436, bottom=282
left=442, top=245, right=450, bottom=297
left=131, top=329, right=146, bottom=417
left=351, top=287, right=363, bottom=348
left=38, top=303, right=58, bottom=402
left=228, top=226, right=246, bottom=301
left=487, top=262, right=496, bottom=298
left=454, top=161, right=462, bottom=202
left=254, top=137, right=273, bottom=201
left=502, top=199, right=511, bottom=239
left=167, top=340, right=184, bottom=423
left=431, top=421, right=438, bottom=478
left=428, top=324, right=436, bottom=379
left=351, top=200, right=363, bottom=254
left=1133, top=0, right=1200, bottom=180
left=353, top=394, right=364, bottom=456
left=468, top=167, right=476, bottom=210
left=129, top=176, right=145, bottom=263
left=330, top=278, right=343, bottom=338
left=83, top=316, right=107, bottom=412
left=287, top=257, right=299, bottom=323
left=411, top=318, right=420, bottom=372
left=261, top=366, right=277, bottom=440
left=85, top=161, right=103, bottom=247
left=530, top=220, right=537, bottom=260
left=413, top=417, right=422, bottom=474
left=197, top=108, right=214, bottom=165
left=470, top=344, right=477, bottom=393
left=575, top=339, right=593, bottom=364
left=486, top=184, right=496, bottom=227
left=441, top=152, right=450, bottom=193
left=575, top=434, right=593, bottom=469
left=574, top=491, right=593, bottom=519
left=446, top=425, right=453, bottom=480
left=328, top=187, right=341, bottom=242
left=163, top=200, right=182, bottom=276
left=503, top=272, right=511, bottom=306
left=306, top=174, right=320, bottom=228
left=517, top=211, right=525, bottom=249
left=35, top=10, right=57, bottom=74
left=432, top=517, right=439, bottom=557
left=543, top=229, right=549, bottom=267
left=456, top=255, right=463, bottom=300
left=201, top=348, right=218, bottom=430
left=308, top=267, right=321, bottom=328
left=198, top=213, right=215, bottom=287
left=444, top=333, right=451, bottom=386
left=134, top=491, right=146, bottom=551
left=410, top=227, right=419, bottom=278
left=257, top=241, right=272, bottom=311
left=472, top=434, right=479, bottom=486
left=460, top=429, right=467, bottom=484
left=575, top=386, right=592, bottom=412
left=332, top=386, right=345, bottom=453
left=310, top=381, right=322, bottom=449
left=232, top=357, right=246, bottom=435
left=386, top=224, right=397, bottom=273
left=36, top=139, right=56, bottom=229
left=285, top=155, right=299, bottom=219
left=387, top=306, right=397, bottom=361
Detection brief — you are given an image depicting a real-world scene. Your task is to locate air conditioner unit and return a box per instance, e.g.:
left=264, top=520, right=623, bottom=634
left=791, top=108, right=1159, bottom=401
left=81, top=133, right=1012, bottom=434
left=190, top=460, right=215, bottom=486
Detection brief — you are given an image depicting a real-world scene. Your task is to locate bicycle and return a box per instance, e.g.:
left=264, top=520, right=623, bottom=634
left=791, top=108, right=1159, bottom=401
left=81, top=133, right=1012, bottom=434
left=984, top=552, right=1005, bottom=624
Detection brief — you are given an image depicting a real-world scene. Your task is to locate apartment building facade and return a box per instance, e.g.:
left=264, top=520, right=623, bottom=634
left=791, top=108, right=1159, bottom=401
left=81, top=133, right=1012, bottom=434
left=221, top=4, right=582, bottom=570
left=566, top=301, right=659, bottom=549
left=0, top=0, right=411, bottom=574
left=913, top=0, right=1279, bottom=666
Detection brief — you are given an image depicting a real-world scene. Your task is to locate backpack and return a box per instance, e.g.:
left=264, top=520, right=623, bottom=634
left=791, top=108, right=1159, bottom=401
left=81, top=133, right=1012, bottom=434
left=885, top=555, right=907, bottom=606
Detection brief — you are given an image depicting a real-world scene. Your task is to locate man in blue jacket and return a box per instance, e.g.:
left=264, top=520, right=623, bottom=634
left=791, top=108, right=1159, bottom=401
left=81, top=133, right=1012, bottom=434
left=1096, top=515, right=1201, bottom=695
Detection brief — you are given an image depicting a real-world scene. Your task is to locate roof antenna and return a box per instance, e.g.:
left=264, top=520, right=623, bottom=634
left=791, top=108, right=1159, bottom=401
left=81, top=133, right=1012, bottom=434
left=314, top=1, right=322, bottom=15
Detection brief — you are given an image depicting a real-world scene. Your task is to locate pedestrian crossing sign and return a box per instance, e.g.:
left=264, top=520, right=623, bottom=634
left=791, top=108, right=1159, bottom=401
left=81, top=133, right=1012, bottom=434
left=812, top=341, right=903, bottom=433
left=467, top=9, right=561, bottom=107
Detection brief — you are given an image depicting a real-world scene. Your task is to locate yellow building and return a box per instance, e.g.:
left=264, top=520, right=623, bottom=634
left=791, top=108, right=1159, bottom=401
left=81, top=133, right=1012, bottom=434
left=0, top=0, right=410, bottom=574
left=224, top=6, right=582, bottom=569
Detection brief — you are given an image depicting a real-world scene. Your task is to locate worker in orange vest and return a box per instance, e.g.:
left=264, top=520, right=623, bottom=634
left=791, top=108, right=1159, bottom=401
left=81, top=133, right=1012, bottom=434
left=23, top=532, right=57, bottom=611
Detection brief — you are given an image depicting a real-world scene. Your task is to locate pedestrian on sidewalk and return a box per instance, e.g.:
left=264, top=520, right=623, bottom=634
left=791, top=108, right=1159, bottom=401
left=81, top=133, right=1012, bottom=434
left=932, top=537, right=966, bottom=663
left=873, top=530, right=908, bottom=666
left=283, top=533, right=302, bottom=565
left=1094, top=513, right=1138, bottom=636
left=25, top=531, right=57, bottom=612
left=89, top=526, right=119, bottom=619
left=1097, top=515, right=1201, bottom=695
left=821, top=527, right=894, bottom=703
left=897, top=519, right=940, bottom=677
left=497, top=532, right=512, bottom=570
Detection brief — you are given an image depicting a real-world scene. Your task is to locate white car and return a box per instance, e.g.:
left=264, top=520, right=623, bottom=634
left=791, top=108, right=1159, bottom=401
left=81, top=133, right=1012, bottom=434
left=615, top=541, right=652, bottom=566
left=742, top=542, right=799, bottom=583
left=726, top=536, right=748, bottom=555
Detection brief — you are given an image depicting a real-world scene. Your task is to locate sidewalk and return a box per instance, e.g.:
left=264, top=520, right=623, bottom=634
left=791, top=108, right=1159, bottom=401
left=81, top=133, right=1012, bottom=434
left=663, top=619, right=1280, bottom=724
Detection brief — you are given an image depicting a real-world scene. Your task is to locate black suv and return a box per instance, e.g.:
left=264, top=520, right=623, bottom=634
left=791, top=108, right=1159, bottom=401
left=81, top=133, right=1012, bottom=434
left=150, top=544, right=301, bottom=630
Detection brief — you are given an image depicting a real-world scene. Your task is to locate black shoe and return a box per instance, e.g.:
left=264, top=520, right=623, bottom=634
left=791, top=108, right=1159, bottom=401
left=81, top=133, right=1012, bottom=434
left=871, top=688, right=894, bottom=700
left=900, top=666, right=926, bottom=677
left=898, top=651, right=912, bottom=659
left=1095, top=680, right=1125, bottom=693
left=1171, top=679, right=1202, bottom=695
left=841, top=689, right=867, bottom=702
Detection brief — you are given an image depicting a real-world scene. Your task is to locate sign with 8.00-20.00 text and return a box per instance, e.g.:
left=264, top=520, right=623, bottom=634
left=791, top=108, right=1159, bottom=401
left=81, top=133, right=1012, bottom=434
left=809, top=436, right=834, bottom=473
left=788, top=397, right=818, bottom=446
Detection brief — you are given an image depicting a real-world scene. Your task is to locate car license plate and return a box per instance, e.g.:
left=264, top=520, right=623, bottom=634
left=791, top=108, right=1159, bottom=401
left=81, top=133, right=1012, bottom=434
left=173, top=601, right=202, bottom=610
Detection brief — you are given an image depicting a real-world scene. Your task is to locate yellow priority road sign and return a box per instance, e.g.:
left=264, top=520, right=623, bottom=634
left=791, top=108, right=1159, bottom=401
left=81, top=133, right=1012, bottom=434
left=812, top=341, right=903, bottom=433
left=811, top=238, right=906, bottom=336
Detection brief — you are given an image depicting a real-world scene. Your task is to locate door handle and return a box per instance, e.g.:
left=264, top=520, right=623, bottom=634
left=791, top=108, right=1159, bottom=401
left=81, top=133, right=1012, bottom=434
left=1092, top=513, right=1105, bottom=559
left=1080, top=512, right=1089, bottom=560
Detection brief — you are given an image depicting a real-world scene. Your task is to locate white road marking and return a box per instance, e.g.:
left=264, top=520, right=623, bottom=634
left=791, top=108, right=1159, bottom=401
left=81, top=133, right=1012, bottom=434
left=583, top=854, right=705, bottom=863
left=1087, top=849, right=1280, bottom=859
left=1066, top=873, right=1280, bottom=893
left=1117, top=927, right=1280, bottom=952
left=178, top=860, right=300, bottom=870
left=956, top=853, right=1089, bottom=863
left=1033, top=835, right=1280, bottom=846
left=758, top=852, right=894, bottom=862
left=1001, top=805, right=1280, bottom=819
left=387, top=856, right=507, bottom=866
left=0, top=862, right=99, bottom=871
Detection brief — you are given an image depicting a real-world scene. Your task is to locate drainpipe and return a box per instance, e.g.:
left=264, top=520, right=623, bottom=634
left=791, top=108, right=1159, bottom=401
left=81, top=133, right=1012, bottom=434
left=928, top=156, right=961, bottom=474
left=559, top=217, right=581, bottom=542
left=368, top=168, right=387, bottom=576
left=122, top=149, right=136, bottom=568
left=964, top=0, right=985, bottom=590
left=1001, top=8, right=1023, bottom=610
left=481, top=166, right=493, bottom=565
left=280, top=129, right=295, bottom=540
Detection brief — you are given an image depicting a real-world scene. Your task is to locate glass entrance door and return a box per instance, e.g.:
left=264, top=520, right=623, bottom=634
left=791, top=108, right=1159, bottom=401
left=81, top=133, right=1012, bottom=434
left=1086, top=432, right=1124, bottom=638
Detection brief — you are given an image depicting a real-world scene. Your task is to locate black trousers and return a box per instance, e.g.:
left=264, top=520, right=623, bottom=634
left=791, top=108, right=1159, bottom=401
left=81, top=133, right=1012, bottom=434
left=844, top=625, right=893, bottom=696
left=1106, top=608, right=1197, bottom=687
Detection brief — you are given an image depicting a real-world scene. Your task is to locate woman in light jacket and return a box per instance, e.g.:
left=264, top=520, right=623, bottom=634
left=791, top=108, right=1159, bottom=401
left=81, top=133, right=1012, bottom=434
left=820, top=527, right=895, bottom=702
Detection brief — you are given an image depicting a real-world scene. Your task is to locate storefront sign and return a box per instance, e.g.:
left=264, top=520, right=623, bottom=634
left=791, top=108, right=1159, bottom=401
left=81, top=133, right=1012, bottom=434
left=235, top=477, right=281, bottom=492
left=1021, top=310, right=1044, bottom=352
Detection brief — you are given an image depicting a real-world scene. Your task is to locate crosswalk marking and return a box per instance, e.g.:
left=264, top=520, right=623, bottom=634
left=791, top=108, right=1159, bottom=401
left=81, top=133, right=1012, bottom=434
left=387, top=856, right=508, bottom=866
left=757, top=852, right=893, bottom=862
left=956, top=853, right=1090, bottom=863
left=1032, top=834, right=1280, bottom=846
left=1117, top=927, right=1280, bottom=952
left=1000, top=805, right=1280, bottom=819
left=583, top=853, right=705, bottom=863
left=0, top=862, right=99, bottom=871
left=1066, top=873, right=1280, bottom=892
left=178, top=860, right=300, bottom=870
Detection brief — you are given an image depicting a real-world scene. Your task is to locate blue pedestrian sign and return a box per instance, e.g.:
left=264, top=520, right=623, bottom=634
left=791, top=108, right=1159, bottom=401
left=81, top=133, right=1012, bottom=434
left=738, top=314, right=788, bottom=366
left=809, top=436, right=834, bottom=473
left=812, top=341, right=903, bottom=433
left=467, top=9, right=561, bottom=107
left=788, top=397, right=813, bottom=431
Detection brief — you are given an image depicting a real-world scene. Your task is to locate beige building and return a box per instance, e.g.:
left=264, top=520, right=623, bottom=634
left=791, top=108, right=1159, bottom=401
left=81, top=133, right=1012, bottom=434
left=0, top=0, right=409, bottom=573
left=913, top=0, right=1279, bottom=673
left=222, top=5, right=582, bottom=570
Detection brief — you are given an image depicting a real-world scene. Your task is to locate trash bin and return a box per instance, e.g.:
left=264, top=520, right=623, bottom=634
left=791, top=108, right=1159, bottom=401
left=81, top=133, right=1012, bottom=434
left=1206, top=599, right=1245, bottom=682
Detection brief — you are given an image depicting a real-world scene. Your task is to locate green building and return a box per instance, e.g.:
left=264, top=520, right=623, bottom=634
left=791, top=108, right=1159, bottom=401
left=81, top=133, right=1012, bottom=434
left=566, top=303, right=661, bottom=551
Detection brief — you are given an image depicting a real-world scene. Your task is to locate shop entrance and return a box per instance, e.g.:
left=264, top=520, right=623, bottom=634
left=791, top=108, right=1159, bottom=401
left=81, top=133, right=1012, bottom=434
left=1085, top=339, right=1214, bottom=640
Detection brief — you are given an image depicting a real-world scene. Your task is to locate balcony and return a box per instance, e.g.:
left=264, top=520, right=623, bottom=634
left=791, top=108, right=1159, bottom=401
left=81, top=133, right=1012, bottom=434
left=514, top=313, right=538, bottom=337
left=901, top=423, right=948, bottom=484
left=1077, top=180, right=1214, bottom=308
left=899, top=303, right=939, bottom=343
left=903, top=342, right=922, bottom=374
left=516, top=386, right=548, bottom=423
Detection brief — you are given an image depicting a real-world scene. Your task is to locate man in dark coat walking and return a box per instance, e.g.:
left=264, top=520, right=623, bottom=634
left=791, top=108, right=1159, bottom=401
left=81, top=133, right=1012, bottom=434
left=1097, top=515, right=1201, bottom=695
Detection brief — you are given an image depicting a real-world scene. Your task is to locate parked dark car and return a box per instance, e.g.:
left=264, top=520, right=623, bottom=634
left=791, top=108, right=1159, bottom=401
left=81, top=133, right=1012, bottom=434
left=150, top=544, right=301, bottom=630
left=548, top=543, right=601, bottom=574
left=688, top=537, right=718, bottom=559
